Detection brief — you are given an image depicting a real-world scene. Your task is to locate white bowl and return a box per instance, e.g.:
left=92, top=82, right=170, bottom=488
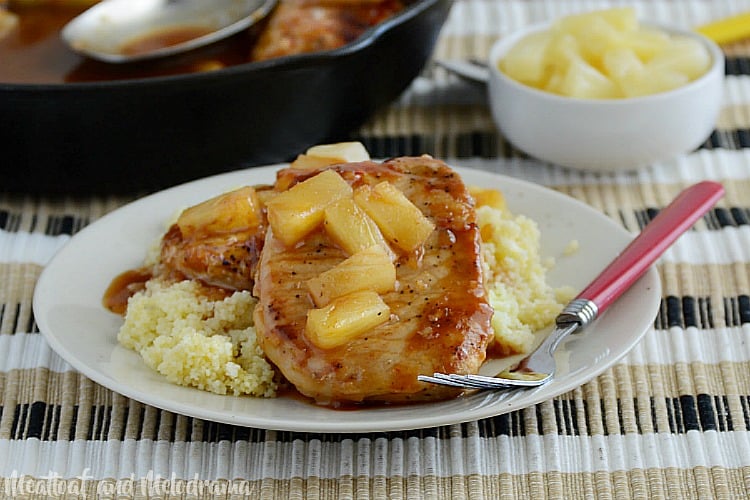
left=487, top=22, right=725, bottom=172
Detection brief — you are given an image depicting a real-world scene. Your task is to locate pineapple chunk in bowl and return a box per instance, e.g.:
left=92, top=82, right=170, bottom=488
left=486, top=9, right=724, bottom=172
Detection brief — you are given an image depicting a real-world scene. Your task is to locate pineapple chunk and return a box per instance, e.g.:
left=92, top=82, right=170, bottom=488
left=554, top=58, right=619, bottom=99
left=619, top=28, right=670, bottom=60
left=499, top=30, right=552, bottom=87
left=646, top=37, right=711, bottom=80
left=544, top=33, right=581, bottom=74
left=618, top=67, right=689, bottom=97
left=176, top=186, right=261, bottom=237
left=253, top=185, right=278, bottom=209
left=554, top=7, right=638, bottom=34
left=305, top=141, right=370, bottom=162
left=500, top=7, right=711, bottom=99
left=353, top=182, right=435, bottom=253
left=306, top=290, right=390, bottom=349
left=602, top=47, right=644, bottom=84
left=291, top=142, right=371, bottom=170
left=555, top=15, right=624, bottom=69
left=290, top=154, right=342, bottom=170
left=307, top=245, right=396, bottom=307
left=323, top=197, right=392, bottom=257
left=469, top=186, right=506, bottom=211
left=265, top=170, right=352, bottom=246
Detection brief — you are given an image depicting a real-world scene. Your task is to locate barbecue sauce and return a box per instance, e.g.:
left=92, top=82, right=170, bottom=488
left=102, top=268, right=153, bottom=315
left=0, top=1, right=405, bottom=84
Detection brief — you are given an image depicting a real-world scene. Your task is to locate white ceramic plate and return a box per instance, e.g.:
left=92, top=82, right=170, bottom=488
left=33, top=165, right=661, bottom=433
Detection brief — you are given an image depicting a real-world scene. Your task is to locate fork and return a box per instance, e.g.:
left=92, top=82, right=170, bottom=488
left=418, top=181, right=725, bottom=390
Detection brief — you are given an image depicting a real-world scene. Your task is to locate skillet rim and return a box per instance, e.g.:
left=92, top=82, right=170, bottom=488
left=0, top=0, right=444, bottom=91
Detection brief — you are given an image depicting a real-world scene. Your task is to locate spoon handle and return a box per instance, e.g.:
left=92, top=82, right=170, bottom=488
left=575, top=181, right=724, bottom=316
left=696, top=12, right=750, bottom=45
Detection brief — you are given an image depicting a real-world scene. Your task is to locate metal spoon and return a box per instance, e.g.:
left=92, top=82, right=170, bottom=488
left=61, top=0, right=277, bottom=63
left=434, top=58, right=489, bottom=84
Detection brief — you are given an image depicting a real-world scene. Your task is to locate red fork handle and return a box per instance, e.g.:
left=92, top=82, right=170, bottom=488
left=577, top=181, right=725, bottom=314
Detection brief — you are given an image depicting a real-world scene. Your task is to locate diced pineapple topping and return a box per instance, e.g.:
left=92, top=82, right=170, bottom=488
left=306, top=290, right=390, bottom=349
left=253, top=186, right=278, bottom=208
left=323, top=197, right=392, bottom=257
left=307, top=245, right=396, bottom=307
left=499, top=7, right=712, bottom=99
left=271, top=157, right=433, bottom=256
left=176, top=186, right=261, bottom=238
left=265, top=169, right=352, bottom=246
left=353, top=182, right=435, bottom=252
left=269, top=153, right=440, bottom=348
left=291, top=141, right=371, bottom=170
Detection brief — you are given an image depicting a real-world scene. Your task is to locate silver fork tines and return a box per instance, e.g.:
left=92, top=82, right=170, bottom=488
left=418, top=373, right=524, bottom=390
left=464, top=374, right=548, bottom=388
left=417, top=374, right=471, bottom=388
left=417, top=321, right=581, bottom=391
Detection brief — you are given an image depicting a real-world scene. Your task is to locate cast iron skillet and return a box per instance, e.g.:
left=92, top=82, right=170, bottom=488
left=0, top=0, right=452, bottom=194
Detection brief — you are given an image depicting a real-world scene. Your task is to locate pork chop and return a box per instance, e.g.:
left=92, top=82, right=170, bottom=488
left=253, top=156, right=494, bottom=404
left=158, top=223, right=264, bottom=291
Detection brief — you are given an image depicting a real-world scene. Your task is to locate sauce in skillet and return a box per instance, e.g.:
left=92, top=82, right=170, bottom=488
left=0, top=1, right=405, bottom=84
left=0, top=6, right=253, bottom=83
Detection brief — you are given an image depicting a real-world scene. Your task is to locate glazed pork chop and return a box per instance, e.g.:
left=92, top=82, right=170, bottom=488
left=157, top=186, right=267, bottom=291
left=253, top=156, right=494, bottom=404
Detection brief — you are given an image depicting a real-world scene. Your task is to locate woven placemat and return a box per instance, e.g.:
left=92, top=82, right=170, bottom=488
left=1, top=1, right=750, bottom=498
